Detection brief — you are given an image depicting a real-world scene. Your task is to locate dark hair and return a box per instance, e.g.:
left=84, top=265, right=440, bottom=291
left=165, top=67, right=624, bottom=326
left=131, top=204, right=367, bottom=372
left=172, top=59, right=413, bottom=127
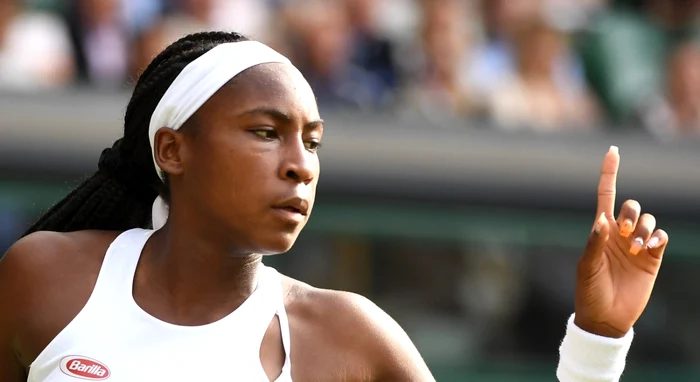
left=23, top=31, right=250, bottom=236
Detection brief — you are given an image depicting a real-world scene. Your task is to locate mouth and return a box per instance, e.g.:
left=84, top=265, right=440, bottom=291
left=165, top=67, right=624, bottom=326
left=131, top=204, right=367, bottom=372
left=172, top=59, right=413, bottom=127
left=277, top=206, right=304, bottom=215
left=273, top=197, right=309, bottom=217
left=271, top=206, right=306, bottom=224
left=271, top=197, right=309, bottom=223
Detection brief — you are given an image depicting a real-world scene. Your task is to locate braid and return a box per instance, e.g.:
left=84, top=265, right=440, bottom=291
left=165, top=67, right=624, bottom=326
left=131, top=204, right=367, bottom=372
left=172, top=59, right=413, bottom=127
left=24, top=31, right=250, bottom=236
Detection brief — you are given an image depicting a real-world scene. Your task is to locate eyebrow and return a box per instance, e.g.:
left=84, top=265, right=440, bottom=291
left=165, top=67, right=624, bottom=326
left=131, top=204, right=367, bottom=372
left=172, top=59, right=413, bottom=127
left=238, top=107, right=324, bottom=130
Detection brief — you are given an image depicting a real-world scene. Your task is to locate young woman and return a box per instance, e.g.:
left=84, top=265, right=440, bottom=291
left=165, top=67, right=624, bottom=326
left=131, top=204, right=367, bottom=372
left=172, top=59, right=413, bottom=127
left=0, top=32, right=668, bottom=381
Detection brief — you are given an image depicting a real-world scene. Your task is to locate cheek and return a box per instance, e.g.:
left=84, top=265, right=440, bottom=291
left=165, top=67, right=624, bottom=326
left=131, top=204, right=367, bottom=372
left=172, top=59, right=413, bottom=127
left=187, top=142, right=223, bottom=185
left=198, top=141, right=283, bottom=216
left=186, top=137, right=253, bottom=208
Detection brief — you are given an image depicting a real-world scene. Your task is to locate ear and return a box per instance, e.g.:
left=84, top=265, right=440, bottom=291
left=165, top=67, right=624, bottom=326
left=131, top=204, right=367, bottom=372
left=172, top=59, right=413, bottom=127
left=153, top=127, right=186, bottom=177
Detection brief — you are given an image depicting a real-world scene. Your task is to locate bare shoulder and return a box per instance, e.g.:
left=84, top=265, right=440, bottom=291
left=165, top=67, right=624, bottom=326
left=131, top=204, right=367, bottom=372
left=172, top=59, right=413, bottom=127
left=281, top=277, right=435, bottom=382
left=0, top=230, right=119, bottom=286
left=0, top=229, right=121, bottom=311
left=285, top=280, right=402, bottom=336
left=0, top=230, right=120, bottom=366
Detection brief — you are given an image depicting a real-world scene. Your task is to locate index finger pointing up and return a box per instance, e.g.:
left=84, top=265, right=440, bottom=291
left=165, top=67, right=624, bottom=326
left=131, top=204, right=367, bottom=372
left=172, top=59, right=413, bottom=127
left=597, top=146, right=620, bottom=220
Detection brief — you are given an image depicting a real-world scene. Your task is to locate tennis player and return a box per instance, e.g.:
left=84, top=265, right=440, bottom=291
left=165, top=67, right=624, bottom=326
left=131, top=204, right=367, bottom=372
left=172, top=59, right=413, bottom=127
left=0, top=32, right=667, bottom=382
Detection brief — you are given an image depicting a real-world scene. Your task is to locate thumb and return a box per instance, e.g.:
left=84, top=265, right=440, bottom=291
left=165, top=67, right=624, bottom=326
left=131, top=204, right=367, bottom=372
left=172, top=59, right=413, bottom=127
left=582, top=213, right=610, bottom=264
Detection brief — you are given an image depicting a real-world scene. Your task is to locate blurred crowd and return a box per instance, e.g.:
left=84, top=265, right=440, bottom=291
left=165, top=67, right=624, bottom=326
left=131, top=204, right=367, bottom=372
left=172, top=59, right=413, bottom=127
left=3, top=0, right=700, bottom=138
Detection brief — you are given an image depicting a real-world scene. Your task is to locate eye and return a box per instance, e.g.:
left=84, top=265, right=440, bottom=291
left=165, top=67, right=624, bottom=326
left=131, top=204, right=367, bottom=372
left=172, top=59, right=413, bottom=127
left=252, top=129, right=278, bottom=140
left=305, top=140, right=322, bottom=152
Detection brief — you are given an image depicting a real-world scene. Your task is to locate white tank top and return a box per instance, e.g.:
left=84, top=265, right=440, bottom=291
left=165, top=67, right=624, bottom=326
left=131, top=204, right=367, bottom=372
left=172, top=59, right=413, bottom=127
left=27, top=228, right=293, bottom=382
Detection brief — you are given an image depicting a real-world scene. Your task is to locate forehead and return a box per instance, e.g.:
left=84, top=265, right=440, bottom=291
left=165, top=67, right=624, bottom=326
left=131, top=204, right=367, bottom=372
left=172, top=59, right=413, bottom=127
left=200, top=63, right=320, bottom=121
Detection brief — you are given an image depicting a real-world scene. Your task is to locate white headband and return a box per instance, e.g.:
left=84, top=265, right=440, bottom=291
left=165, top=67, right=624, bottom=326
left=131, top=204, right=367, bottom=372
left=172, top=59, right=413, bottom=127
left=148, top=41, right=293, bottom=230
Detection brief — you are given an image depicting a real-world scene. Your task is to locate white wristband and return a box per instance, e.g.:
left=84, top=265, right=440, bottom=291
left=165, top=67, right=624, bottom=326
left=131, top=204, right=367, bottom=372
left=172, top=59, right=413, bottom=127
left=557, top=314, right=634, bottom=381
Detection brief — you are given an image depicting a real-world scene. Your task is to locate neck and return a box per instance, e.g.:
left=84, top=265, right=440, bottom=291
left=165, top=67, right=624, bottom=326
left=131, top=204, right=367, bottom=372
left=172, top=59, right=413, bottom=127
left=140, top=218, right=264, bottom=319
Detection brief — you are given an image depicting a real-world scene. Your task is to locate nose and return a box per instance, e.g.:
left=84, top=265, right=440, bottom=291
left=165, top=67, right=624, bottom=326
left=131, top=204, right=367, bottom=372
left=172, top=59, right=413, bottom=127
left=279, top=138, right=316, bottom=185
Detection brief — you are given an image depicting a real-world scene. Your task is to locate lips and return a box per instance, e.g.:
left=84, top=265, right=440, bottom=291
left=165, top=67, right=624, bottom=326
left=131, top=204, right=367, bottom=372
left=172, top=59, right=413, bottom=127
left=278, top=206, right=303, bottom=214
left=273, top=197, right=309, bottom=216
left=271, top=196, right=309, bottom=224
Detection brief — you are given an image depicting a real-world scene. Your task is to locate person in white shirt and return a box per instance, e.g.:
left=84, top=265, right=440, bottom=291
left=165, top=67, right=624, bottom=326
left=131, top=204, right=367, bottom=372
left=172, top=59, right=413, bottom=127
left=0, top=0, right=74, bottom=90
left=0, top=31, right=667, bottom=381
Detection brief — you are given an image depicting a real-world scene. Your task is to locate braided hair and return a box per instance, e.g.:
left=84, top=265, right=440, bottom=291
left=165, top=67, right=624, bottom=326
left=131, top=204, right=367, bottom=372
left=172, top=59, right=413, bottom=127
left=23, top=31, right=250, bottom=236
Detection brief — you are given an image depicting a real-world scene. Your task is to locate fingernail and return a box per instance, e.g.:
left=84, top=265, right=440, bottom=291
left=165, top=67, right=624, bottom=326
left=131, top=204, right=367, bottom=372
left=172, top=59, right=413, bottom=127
left=609, top=145, right=619, bottom=154
left=595, top=212, right=606, bottom=233
left=620, top=219, right=633, bottom=237
left=647, top=237, right=660, bottom=249
left=630, top=237, right=644, bottom=255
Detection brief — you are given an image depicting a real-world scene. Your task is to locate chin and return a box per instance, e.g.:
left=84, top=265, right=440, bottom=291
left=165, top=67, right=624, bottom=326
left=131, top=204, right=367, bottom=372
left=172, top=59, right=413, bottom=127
left=257, top=232, right=300, bottom=255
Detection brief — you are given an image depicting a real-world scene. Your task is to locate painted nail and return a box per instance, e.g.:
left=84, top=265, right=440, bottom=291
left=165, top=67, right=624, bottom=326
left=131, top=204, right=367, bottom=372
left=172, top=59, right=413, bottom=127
left=646, top=237, right=660, bottom=249
left=630, top=237, right=644, bottom=255
left=609, top=145, right=619, bottom=154
left=620, top=219, right=633, bottom=237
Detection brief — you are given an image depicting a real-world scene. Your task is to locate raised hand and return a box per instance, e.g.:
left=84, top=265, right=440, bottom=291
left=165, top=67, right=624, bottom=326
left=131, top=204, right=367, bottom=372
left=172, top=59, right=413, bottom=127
left=574, top=146, right=669, bottom=338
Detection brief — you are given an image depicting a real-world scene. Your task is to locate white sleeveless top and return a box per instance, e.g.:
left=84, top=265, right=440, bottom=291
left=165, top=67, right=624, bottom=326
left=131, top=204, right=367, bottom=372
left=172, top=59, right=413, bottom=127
left=27, top=228, right=293, bottom=382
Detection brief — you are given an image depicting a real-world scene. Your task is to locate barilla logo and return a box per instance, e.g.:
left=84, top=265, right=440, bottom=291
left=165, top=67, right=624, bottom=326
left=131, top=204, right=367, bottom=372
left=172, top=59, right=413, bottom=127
left=59, top=356, right=111, bottom=380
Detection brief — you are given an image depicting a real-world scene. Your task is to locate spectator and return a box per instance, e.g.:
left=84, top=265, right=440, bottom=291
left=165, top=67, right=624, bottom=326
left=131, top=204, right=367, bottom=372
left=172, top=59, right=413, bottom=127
left=344, top=0, right=400, bottom=97
left=403, top=0, right=476, bottom=119
left=486, top=19, right=599, bottom=131
left=284, top=0, right=388, bottom=110
left=66, top=0, right=131, bottom=88
left=209, top=0, right=273, bottom=42
left=466, top=0, right=543, bottom=103
left=121, top=0, right=163, bottom=35
left=465, top=0, right=589, bottom=115
left=130, top=0, right=212, bottom=77
left=637, top=42, right=700, bottom=139
left=0, top=0, right=74, bottom=90
left=578, top=0, right=700, bottom=123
